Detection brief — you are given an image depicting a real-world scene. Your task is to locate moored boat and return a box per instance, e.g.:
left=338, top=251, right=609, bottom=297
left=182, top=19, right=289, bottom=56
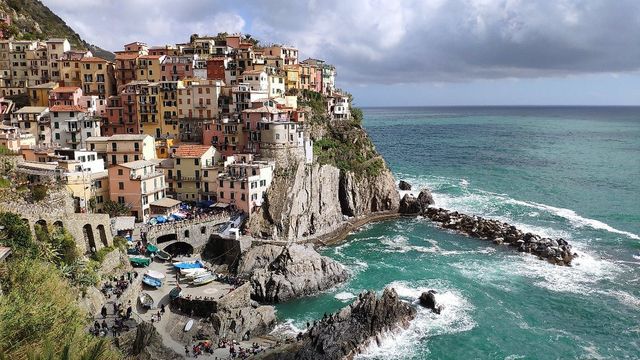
left=169, top=286, right=182, bottom=300
left=173, top=260, right=203, bottom=270
left=138, top=292, right=154, bottom=308
left=142, top=274, right=162, bottom=288
left=128, top=255, right=151, bottom=267
left=192, top=273, right=216, bottom=286
left=155, top=249, right=172, bottom=261
left=181, top=268, right=208, bottom=278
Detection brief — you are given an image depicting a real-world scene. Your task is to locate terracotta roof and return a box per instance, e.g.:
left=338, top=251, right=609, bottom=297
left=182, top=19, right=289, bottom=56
left=80, top=57, right=108, bottom=63
left=49, top=105, right=86, bottom=112
left=174, top=144, right=212, bottom=158
left=150, top=197, right=181, bottom=208
left=52, top=86, right=80, bottom=93
left=117, top=159, right=156, bottom=169
left=243, top=106, right=286, bottom=114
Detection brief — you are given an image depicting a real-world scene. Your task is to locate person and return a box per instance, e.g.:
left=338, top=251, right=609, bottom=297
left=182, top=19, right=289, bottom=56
left=101, top=319, right=108, bottom=330
left=157, top=311, right=161, bottom=321
left=126, top=305, right=132, bottom=319
left=185, top=345, right=190, bottom=357
left=101, top=305, right=107, bottom=319
left=112, top=302, right=118, bottom=315
left=94, top=320, right=100, bottom=331
left=161, top=303, right=166, bottom=314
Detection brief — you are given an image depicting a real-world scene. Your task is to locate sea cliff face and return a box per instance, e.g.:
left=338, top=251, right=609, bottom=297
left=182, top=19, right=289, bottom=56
left=247, top=156, right=399, bottom=242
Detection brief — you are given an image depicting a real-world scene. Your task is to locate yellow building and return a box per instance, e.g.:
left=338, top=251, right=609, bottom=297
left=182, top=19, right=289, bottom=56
left=284, top=66, right=300, bottom=92
left=27, top=81, right=58, bottom=107
left=159, top=80, right=180, bottom=138
left=138, top=82, right=161, bottom=138
left=86, top=134, right=156, bottom=167
left=79, top=57, right=115, bottom=99
left=155, top=137, right=175, bottom=159
left=136, top=55, right=164, bottom=82
left=168, top=144, right=221, bottom=201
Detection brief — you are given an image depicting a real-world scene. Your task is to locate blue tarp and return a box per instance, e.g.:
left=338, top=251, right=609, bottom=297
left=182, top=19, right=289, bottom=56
left=173, top=261, right=203, bottom=270
left=154, top=215, right=167, bottom=223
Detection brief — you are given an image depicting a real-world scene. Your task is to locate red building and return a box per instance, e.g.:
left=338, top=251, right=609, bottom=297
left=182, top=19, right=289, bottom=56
left=207, top=58, right=226, bottom=81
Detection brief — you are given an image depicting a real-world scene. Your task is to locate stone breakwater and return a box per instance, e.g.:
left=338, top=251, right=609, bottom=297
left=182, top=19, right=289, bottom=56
left=423, top=207, right=576, bottom=266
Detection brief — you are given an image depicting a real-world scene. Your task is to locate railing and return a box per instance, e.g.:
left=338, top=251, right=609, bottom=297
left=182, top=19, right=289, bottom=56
left=130, top=171, right=163, bottom=180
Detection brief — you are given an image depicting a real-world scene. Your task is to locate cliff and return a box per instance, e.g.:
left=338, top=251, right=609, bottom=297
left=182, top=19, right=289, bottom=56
left=247, top=118, right=399, bottom=242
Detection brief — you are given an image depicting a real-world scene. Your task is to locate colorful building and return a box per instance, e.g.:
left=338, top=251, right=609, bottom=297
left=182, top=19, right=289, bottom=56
left=108, top=159, right=167, bottom=222
left=217, top=160, right=274, bottom=214
left=167, top=144, right=221, bottom=201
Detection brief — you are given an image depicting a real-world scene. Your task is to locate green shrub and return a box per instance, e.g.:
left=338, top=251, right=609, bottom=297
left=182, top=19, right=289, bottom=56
left=91, top=246, right=114, bottom=263
left=0, top=212, right=34, bottom=255
left=31, top=184, right=48, bottom=202
left=113, top=236, right=128, bottom=250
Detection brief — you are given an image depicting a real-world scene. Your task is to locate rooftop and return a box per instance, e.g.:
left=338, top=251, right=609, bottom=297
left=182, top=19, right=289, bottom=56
left=243, top=106, right=286, bottom=114
left=117, top=159, right=156, bottom=170
left=52, top=86, right=80, bottom=93
left=49, top=105, right=86, bottom=112
left=28, top=82, right=58, bottom=89
left=14, top=106, right=48, bottom=114
left=109, top=134, right=151, bottom=141
left=174, top=144, right=212, bottom=158
left=80, top=57, right=109, bottom=63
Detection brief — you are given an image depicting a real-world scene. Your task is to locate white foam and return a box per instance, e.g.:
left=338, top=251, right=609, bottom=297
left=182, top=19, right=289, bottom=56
left=605, top=290, right=640, bottom=308
left=270, top=319, right=306, bottom=338
left=506, top=199, right=640, bottom=240
left=335, top=291, right=357, bottom=302
left=356, top=281, right=475, bottom=359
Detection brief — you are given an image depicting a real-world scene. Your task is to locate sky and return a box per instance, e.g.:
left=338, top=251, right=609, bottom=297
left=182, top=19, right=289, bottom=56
left=42, top=0, right=640, bottom=106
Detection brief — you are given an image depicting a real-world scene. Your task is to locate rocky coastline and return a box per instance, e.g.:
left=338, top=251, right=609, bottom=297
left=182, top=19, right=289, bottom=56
left=256, top=288, right=416, bottom=360
left=398, top=183, right=577, bottom=266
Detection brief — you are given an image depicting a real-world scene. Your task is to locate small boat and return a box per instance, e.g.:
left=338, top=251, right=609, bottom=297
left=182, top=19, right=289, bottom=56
left=146, top=270, right=166, bottom=280
left=192, top=273, right=216, bottom=286
left=146, top=243, right=158, bottom=254
left=184, top=319, right=194, bottom=332
left=185, top=269, right=210, bottom=279
left=155, top=249, right=172, bottom=261
left=173, top=260, right=203, bottom=270
left=129, top=255, right=151, bottom=267
left=138, top=292, right=154, bottom=308
left=169, top=286, right=182, bottom=300
left=181, top=267, right=208, bottom=276
left=142, top=274, right=162, bottom=288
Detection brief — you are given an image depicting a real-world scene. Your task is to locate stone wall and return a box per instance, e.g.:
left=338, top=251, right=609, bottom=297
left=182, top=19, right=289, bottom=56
left=0, top=189, right=113, bottom=254
left=142, top=214, right=231, bottom=252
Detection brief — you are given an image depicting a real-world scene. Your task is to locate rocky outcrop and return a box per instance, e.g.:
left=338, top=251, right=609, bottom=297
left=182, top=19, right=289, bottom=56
left=398, top=180, right=412, bottom=190
left=236, top=244, right=284, bottom=276
left=246, top=158, right=399, bottom=242
left=209, top=283, right=277, bottom=341
left=417, top=188, right=435, bottom=208
left=399, top=194, right=421, bottom=214
left=116, top=322, right=182, bottom=360
left=424, top=207, right=576, bottom=265
left=250, top=244, right=349, bottom=303
left=259, top=288, right=416, bottom=360
left=419, top=290, right=442, bottom=314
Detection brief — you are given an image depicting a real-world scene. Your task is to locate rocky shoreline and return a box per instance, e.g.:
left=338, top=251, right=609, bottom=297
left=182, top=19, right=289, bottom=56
left=399, top=184, right=577, bottom=266
left=256, top=288, right=416, bottom=360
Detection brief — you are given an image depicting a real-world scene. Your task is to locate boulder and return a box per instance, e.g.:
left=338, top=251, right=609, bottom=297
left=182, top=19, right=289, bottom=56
left=116, top=321, right=182, bottom=360
left=417, top=188, right=435, bottom=210
left=419, top=290, right=442, bottom=314
left=399, top=194, right=421, bottom=214
left=251, top=244, right=349, bottom=303
left=398, top=180, right=412, bottom=191
left=261, top=288, right=416, bottom=360
left=236, top=244, right=284, bottom=276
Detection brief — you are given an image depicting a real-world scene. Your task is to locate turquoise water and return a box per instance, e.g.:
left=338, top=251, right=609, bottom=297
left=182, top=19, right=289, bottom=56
left=275, top=107, right=640, bottom=359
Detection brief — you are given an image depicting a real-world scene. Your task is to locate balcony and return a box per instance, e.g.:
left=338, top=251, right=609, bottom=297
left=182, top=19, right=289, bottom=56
left=131, top=171, right=164, bottom=181
left=175, top=175, right=200, bottom=182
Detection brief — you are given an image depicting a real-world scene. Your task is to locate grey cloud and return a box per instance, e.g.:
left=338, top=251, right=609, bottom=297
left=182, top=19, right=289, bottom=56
left=43, top=0, right=640, bottom=84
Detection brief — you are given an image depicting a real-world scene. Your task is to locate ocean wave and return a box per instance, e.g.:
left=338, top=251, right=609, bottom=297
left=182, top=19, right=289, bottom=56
left=334, top=291, right=357, bottom=302
left=394, top=172, right=639, bottom=241
left=270, top=319, right=306, bottom=338
left=356, top=281, right=475, bottom=360
left=505, top=199, right=640, bottom=240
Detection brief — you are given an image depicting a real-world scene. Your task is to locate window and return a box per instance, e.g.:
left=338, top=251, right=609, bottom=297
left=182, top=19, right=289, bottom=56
left=53, top=112, right=58, bottom=118
left=117, top=196, right=125, bottom=204
left=176, top=158, right=180, bottom=165
left=219, top=191, right=224, bottom=199
left=241, top=193, right=246, bottom=201
left=117, top=169, right=123, bottom=176
left=111, top=155, right=117, bottom=164
left=118, top=182, right=124, bottom=190
left=230, top=192, right=235, bottom=200
left=184, top=230, right=189, bottom=238
left=194, top=158, right=199, bottom=166
left=95, top=180, right=102, bottom=188
left=219, top=180, right=223, bottom=187
left=260, top=180, right=266, bottom=187
left=55, top=133, right=60, bottom=140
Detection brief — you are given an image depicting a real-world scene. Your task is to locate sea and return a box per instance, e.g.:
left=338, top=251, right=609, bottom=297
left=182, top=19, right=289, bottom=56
left=273, top=107, right=640, bottom=359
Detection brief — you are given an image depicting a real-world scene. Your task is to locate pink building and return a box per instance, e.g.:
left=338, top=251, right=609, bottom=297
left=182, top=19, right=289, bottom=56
left=48, top=86, right=83, bottom=107
left=217, top=161, right=274, bottom=214
left=242, top=102, right=290, bottom=153
left=108, top=159, right=166, bottom=222
left=161, top=55, right=194, bottom=81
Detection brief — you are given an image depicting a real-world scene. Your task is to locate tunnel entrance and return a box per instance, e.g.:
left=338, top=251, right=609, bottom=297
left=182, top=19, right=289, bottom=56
left=163, top=242, right=194, bottom=257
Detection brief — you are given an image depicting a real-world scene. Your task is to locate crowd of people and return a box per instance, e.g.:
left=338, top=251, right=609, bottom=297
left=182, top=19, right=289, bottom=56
left=137, top=208, right=233, bottom=234
left=100, top=272, right=138, bottom=298
left=185, top=339, right=265, bottom=358
left=90, top=300, right=134, bottom=337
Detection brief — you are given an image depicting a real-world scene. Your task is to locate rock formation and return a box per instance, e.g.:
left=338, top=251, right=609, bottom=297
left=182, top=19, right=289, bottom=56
left=419, top=290, right=442, bottom=314
left=398, top=180, right=412, bottom=190
left=424, top=207, right=576, bottom=265
left=417, top=188, right=435, bottom=209
left=236, top=244, right=284, bottom=276
left=399, top=193, right=421, bottom=214
left=250, top=244, right=349, bottom=303
left=258, top=288, right=416, bottom=360
left=116, top=321, right=182, bottom=360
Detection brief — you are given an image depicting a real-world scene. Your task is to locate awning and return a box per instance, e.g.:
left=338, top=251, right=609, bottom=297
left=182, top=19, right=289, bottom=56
left=112, top=216, right=136, bottom=231
left=150, top=197, right=182, bottom=208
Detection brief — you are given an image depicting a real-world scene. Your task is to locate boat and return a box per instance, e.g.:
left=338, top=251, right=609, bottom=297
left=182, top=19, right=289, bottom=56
left=184, top=319, right=194, bottom=332
left=138, top=292, right=154, bottom=308
left=146, top=270, right=166, bottom=280
left=192, top=273, right=216, bottom=286
left=169, top=286, right=182, bottom=300
left=173, top=260, right=203, bottom=270
left=142, top=274, right=162, bottom=288
left=183, top=269, right=209, bottom=279
left=155, top=249, right=172, bottom=261
left=146, top=243, right=158, bottom=254
left=128, top=255, right=151, bottom=267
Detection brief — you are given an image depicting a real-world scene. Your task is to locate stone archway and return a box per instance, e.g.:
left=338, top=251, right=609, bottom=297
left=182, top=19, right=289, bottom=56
left=157, top=233, right=177, bottom=244
left=83, top=224, right=96, bottom=253
left=53, top=220, right=64, bottom=229
left=96, top=224, right=108, bottom=247
left=34, top=219, right=49, bottom=242
left=163, top=242, right=194, bottom=257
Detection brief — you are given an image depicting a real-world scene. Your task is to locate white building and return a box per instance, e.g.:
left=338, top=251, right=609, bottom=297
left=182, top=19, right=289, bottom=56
left=50, top=105, right=101, bottom=149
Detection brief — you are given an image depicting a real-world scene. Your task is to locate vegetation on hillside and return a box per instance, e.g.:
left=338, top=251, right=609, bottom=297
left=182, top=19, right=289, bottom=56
left=0, top=0, right=114, bottom=59
left=0, top=212, right=122, bottom=358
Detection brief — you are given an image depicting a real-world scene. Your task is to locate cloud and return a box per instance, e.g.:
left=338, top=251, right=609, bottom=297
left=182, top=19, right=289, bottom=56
left=42, top=0, right=640, bottom=85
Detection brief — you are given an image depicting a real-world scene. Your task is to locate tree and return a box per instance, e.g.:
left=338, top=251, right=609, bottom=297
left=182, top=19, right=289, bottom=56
left=102, top=200, right=131, bottom=218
